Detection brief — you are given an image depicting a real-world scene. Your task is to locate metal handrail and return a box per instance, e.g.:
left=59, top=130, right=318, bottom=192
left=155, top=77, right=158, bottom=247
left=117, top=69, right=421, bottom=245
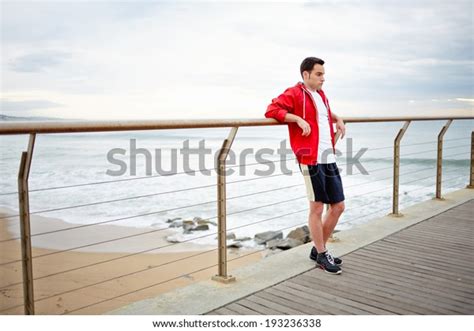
left=0, top=115, right=473, bottom=135
left=0, top=115, right=473, bottom=314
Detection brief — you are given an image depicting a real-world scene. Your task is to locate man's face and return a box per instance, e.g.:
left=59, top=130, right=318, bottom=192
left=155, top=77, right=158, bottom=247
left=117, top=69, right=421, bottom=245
left=303, top=64, right=325, bottom=91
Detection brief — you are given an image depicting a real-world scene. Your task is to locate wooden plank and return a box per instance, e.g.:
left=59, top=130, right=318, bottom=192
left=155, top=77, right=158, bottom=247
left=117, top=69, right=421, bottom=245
left=422, top=222, right=473, bottom=229
left=387, top=233, right=474, bottom=249
left=359, top=245, right=474, bottom=275
left=380, top=236, right=473, bottom=253
left=266, top=283, right=393, bottom=315
left=290, top=274, right=413, bottom=314
left=364, top=243, right=474, bottom=270
left=414, top=217, right=473, bottom=226
left=268, top=284, right=343, bottom=315
left=379, top=237, right=474, bottom=255
left=297, top=274, right=438, bottom=315
left=443, top=206, right=473, bottom=213
left=366, top=244, right=474, bottom=273
left=440, top=209, right=473, bottom=216
left=236, top=298, right=285, bottom=315
left=396, top=231, right=474, bottom=240
left=209, top=307, right=239, bottom=315
left=352, top=250, right=474, bottom=283
left=449, top=207, right=474, bottom=215
left=254, top=291, right=313, bottom=315
left=262, top=286, right=333, bottom=315
left=393, top=233, right=474, bottom=246
left=425, top=215, right=472, bottom=223
left=442, top=211, right=473, bottom=219
left=225, top=303, right=262, bottom=315
left=339, top=266, right=474, bottom=314
left=205, top=310, right=222, bottom=315
left=384, top=232, right=474, bottom=246
left=288, top=276, right=413, bottom=314
left=400, top=226, right=474, bottom=239
left=245, top=295, right=302, bottom=315
left=303, top=269, right=466, bottom=314
left=277, top=281, right=370, bottom=315
left=351, top=250, right=474, bottom=280
left=341, top=254, right=474, bottom=299
left=207, top=201, right=474, bottom=316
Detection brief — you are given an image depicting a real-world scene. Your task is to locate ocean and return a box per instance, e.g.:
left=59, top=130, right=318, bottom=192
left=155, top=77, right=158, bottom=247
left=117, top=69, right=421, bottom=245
left=0, top=120, right=472, bottom=251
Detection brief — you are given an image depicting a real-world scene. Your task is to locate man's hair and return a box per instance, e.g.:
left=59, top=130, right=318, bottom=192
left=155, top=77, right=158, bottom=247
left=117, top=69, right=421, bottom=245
left=300, top=57, right=325, bottom=78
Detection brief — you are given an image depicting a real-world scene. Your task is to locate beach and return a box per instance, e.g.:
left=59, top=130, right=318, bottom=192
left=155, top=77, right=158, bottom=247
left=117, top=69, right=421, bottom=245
left=0, top=208, right=264, bottom=315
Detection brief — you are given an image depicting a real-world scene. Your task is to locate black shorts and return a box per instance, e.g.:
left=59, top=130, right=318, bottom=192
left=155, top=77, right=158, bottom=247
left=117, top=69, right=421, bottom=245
left=298, top=163, right=345, bottom=204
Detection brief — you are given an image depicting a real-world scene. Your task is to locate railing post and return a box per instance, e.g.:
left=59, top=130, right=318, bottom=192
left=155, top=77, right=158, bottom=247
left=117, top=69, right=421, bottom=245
left=468, top=131, right=474, bottom=189
left=212, top=127, right=238, bottom=284
left=17, top=133, right=36, bottom=314
left=436, top=120, right=453, bottom=199
left=390, top=121, right=410, bottom=217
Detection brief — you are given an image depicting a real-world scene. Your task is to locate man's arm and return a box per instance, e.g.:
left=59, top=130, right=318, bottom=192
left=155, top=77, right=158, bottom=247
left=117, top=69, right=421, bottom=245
left=331, top=112, right=346, bottom=138
left=265, top=88, right=295, bottom=123
left=331, top=112, right=342, bottom=123
left=283, top=113, right=310, bottom=136
left=265, top=89, right=311, bottom=136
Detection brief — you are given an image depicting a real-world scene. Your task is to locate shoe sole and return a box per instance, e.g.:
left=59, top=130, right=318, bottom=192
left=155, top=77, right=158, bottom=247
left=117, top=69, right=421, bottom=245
left=310, top=255, right=343, bottom=266
left=317, top=264, right=342, bottom=275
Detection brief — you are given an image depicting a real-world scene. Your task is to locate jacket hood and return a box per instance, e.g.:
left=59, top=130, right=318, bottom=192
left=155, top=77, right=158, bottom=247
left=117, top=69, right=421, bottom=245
left=295, top=81, right=328, bottom=120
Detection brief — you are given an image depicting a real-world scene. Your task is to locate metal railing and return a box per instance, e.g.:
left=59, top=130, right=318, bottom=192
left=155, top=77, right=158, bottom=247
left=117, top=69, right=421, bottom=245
left=0, top=115, right=473, bottom=315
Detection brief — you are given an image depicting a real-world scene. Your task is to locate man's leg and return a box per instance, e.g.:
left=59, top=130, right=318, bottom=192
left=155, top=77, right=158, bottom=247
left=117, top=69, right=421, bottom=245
left=322, top=201, right=345, bottom=245
left=308, top=201, right=326, bottom=252
left=308, top=200, right=342, bottom=274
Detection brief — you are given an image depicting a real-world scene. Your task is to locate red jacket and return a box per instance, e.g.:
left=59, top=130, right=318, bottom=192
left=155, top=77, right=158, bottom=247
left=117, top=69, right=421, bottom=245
left=265, top=82, right=336, bottom=165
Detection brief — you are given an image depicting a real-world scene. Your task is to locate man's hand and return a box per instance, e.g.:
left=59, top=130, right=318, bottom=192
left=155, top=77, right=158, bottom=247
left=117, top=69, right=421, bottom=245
left=297, top=118, right=311, bottom=136
left=336, top=118, right=346, bottom=139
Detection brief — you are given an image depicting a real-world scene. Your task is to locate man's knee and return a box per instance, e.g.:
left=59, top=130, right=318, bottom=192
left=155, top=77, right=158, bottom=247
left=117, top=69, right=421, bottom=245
left=330, top=201, right=345, bottom=215
left=309, top=201, right=324, bottom=216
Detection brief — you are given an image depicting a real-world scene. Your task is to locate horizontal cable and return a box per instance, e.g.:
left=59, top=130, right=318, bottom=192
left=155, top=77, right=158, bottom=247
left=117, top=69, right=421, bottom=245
left=62, top=241, right=278, bottom=315
left=1, top=135, right=470, bottom=197
left=443, top=151, right=470, bottom=158
left=444, top=137, right=470, bottom=142
left=0, top=171, right=297, bottom=221
left=0, top=184, right=301, bottom=252
left=0, top=207, right=309, bottom=296
left=441, top=175, right=469, bottom=184
left=0, top=184, right=304, bottom=252
left=66, top=208, right=306, bottom=307
left=1, top=185, right=399, bottom=294
left=401, top=144, right=469, bottom=157
left=64, top=211, right=359, bottom=315
left=0, top=155, right=298, bottom=196
left=0, top=199, right=217, bottom=242
left=343, top=164, right=437, bottom=191
left=385, top=170, right=467, bottom=198
left=1, top=186, right=444, bottom=313
left=337, top=205, right=393, bottom=227
left=399, top=167, right=460, bottom=186
left=0, top=196, right=306, bottom=278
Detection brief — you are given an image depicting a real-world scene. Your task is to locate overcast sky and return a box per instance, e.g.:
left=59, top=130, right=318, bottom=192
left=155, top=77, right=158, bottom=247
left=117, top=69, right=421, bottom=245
left=1, top=0, right=473, bottom=120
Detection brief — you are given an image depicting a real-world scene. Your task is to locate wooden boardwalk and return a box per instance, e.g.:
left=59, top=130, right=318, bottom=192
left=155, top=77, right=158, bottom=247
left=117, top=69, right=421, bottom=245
left=207, top=200, right=474, bottom=315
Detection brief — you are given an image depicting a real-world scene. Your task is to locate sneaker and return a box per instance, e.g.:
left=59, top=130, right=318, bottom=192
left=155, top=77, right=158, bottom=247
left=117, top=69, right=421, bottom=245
left=310, top=246, right=343, bottom=266
left=316, top=251, right=342, bottom=275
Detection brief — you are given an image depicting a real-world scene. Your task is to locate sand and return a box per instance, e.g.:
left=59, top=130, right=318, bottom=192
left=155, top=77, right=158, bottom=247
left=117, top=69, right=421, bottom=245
left=0, top=208, right=264, bottom=315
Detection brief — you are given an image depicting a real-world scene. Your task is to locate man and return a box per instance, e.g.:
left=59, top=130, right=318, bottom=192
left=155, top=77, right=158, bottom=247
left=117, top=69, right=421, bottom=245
left=265, top=57, right=346, bottom=275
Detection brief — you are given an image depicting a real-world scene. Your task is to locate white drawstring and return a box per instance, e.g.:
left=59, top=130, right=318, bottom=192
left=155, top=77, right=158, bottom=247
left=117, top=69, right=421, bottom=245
left=303, top=90, right=306, bottom=119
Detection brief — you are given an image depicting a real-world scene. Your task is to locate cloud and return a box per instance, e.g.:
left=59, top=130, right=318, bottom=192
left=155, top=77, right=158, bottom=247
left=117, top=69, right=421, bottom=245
left=456, top=98, right=474, bottom=104
left=1, top=1, right=473, bottom=120
left=0, top=98, right=63, bottom=112
left=8, top=51, right=72, bottom=72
